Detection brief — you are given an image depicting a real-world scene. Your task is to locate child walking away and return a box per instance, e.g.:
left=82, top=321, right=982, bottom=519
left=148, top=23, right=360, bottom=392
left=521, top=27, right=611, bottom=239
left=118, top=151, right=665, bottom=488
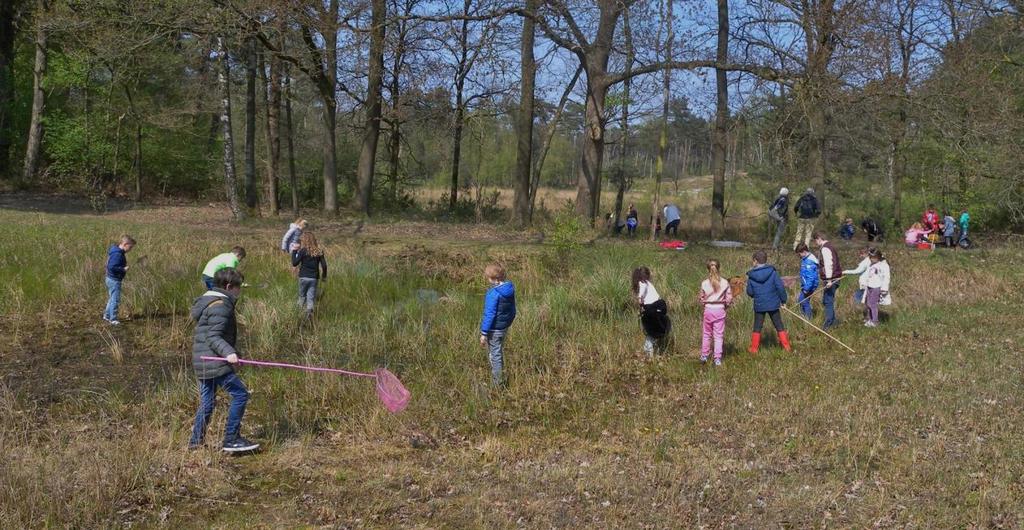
left=632, top=266, right=671, bottom=356
left=795, top=243, right=819, bottom=319
left=189, top=268, right=259, bottom=453
left=942, top=211, right=957, bottom=248
left=698, top=260, right=732, bottom=366
left=291, top=232, right=327, bottom=318
left=861, top=247, right=891, bottom=328
left=746, top=250, right=791, bottom=353
left=480, top=264, right=516, bottom=387
left=813, top=233, right=842, bottom=330
left=104, top=235, right=136, bottom=325
left=281, top=219, right=307, bottom=253
left=202, top=247, right=246, bottom=289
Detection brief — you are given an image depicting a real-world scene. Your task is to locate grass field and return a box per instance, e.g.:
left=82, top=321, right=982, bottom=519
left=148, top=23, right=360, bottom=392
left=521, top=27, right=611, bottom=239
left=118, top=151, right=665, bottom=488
left=2, top=196, right=1023, bottom=528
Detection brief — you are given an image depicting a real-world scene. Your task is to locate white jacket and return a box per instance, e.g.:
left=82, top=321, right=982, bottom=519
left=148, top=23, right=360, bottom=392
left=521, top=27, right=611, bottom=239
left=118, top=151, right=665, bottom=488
left=844, top=257, right=870, bottom=284
left=637, top=281, right=661, bottom=305
left=862, top=260, right=891, bottom=291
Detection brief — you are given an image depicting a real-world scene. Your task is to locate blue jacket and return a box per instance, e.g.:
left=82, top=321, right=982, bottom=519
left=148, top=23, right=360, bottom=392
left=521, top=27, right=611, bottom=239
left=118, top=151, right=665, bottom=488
left=799, top=254, right=820, bottom=292
left=746, top=264, right=788, bottom=313
left=942, top=216, right=956, bottom=237
left=480, top=281, right=516, bottom=334
left=839, top=223, right=855, bottom=240
left=106, top=245, right=128, bottom=281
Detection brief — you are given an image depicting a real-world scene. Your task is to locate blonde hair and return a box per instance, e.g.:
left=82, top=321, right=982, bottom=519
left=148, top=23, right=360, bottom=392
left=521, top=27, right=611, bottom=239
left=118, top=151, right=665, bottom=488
left=296, top=218, right=308, bottom=228
left=484, top=263, right=506, bottom=282
left=706, top=259, right=722, bottom=292
left=299, top=232, right=323, bottom=257
left=912, top=222, right=923, bottom=230
left=119, top=234, right=136, bottom=246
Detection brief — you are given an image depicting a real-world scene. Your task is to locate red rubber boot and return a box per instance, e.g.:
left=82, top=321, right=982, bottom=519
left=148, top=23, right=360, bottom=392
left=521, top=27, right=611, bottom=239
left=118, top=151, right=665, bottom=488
left=748, top=332, right=761, bottom=354
left=778, top=331, right=792, bottom=352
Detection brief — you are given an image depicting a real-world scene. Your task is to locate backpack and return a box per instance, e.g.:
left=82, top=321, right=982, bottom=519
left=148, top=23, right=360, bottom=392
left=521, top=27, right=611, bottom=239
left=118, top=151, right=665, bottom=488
left=798, top=195, right=819, bottom=218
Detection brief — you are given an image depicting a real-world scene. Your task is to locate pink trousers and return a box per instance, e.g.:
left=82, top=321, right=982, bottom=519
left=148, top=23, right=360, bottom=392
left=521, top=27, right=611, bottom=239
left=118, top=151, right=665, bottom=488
left=701, top=307, right=727, bottom=360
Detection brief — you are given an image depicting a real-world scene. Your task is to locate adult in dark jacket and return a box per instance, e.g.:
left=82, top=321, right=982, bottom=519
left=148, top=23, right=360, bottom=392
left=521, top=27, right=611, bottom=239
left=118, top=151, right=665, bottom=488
left=792, top=188, right=821, bottom=250
left=768, top=187, right=790, bottom=250
left=188, top=268, right=259, bottom=453
left=746, top=250, right=791, bottom=353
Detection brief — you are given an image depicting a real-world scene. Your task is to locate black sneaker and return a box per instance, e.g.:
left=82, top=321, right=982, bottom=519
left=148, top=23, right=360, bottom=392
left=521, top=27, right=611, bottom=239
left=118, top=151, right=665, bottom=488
left=222, top=436, right=260, bottom=453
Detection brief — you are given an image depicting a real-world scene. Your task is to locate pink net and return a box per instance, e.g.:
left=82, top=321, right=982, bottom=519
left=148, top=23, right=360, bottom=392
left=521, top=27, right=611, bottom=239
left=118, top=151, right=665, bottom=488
left=374, top=368, right=411, bottom=413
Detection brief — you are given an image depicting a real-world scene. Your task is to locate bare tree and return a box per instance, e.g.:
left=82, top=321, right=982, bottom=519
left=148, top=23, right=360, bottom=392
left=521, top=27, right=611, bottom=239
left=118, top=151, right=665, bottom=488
left=512, top=0, right=537, bottom=226
left=217, top=36, right=244, bottom=221
left=23, top=0, right=50, bottom=182
left=244, top=36, right=258, bottom=210
left=650, top=0, right=672, bottom=240
left=710, top=0, right=729, bottom=237
left=355, top=0, right=387, bottom=215
left=260, top=41, right=281, bottom=216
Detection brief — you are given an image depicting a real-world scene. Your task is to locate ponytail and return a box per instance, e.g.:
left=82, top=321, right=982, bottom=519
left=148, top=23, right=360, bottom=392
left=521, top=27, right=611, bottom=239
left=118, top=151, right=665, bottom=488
left=707, top=259, right=722, bottom=292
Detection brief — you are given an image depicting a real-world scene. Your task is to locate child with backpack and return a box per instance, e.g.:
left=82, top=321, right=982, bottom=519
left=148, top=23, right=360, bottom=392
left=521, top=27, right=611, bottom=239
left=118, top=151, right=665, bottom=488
left=103, top=235, right=136, bottom=325
left=188, top=268, right=260, bottom=453
left=698, top=259, right=732, bottom=366
left=632, top=266, right=671, bottom=356
left=290, top=232, right=327, bottom=318
left=861, top=248, right=891, bottom=328
left=746, top=250, right=791, bottom=353
left=480, top=263, right=516, bottom=387
left=202, top=247, right=246, bottom=289
left=795, top=243, right=819, bottom=319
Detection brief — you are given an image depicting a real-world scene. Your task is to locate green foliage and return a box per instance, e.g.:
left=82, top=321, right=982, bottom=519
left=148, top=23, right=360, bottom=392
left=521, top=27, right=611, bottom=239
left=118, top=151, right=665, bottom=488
left=547, top=202, right=585, bottom=254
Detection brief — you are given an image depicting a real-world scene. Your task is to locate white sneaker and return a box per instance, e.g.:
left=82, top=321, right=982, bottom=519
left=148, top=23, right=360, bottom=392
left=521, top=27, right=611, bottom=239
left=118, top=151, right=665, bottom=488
left=108, top=319, right=121, bottom=326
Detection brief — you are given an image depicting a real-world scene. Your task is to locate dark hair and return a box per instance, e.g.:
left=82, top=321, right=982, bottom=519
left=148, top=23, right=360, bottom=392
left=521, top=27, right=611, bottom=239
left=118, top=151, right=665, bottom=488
left=812, top=232, right=825, bottom=241
left=867, top=247, right=885, bottom=261
left=231, top=246, right=246, bottom=259
left=752, top=250, right=768, bottom=264
left=214, top=267, right=244, bottom=289
left=795, top=243, right=809, bottom=253
left=631, top=266, right=652, bottom=294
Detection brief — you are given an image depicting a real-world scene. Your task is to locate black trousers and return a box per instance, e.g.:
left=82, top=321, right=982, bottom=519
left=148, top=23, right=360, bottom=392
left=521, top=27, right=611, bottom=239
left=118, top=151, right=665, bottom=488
left=753, top=310, right=785, bottom=333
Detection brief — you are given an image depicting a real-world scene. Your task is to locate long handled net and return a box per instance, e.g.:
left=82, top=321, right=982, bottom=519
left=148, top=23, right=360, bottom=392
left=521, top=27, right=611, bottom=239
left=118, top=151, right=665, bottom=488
left=200, top=356, right=411, bottom=413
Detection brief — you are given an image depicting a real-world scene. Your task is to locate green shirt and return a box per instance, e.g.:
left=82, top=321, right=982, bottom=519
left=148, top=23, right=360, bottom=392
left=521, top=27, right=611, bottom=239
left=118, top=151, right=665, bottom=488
left=202, top=252, right=240, bottom=278
left=959, top=212, right=970, bottom=230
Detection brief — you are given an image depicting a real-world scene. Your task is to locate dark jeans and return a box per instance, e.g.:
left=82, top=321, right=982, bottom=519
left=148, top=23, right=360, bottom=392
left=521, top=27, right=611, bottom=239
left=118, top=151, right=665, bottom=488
left=298, top=277, right=318, bottom=311
left=753, top=310, right=785, bottom=332
left=822, top=282, right=839, bottom=329
left=800, top=289, right=815, bottom=318
left=665, top=219, right=680, bottom=236
left=190, top=371, right=250, bottom=445
left=202, top=275, right=214, bottom=290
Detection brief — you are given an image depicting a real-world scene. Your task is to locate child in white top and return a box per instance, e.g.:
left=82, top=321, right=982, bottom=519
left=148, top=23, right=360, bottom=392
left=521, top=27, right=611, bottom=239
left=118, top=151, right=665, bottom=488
left=843, top=247, right=871, bottom=305
left=861, top=247, right=891, bottom=327
left=631, top=266, right=670, bottom=356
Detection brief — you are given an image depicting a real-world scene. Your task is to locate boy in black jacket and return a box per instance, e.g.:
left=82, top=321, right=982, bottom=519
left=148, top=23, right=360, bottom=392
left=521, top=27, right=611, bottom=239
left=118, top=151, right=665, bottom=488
left=188, top=268, right=259, bottom=453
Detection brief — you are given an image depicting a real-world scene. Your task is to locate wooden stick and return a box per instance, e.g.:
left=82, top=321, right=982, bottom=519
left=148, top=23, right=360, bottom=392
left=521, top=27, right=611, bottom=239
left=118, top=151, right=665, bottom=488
left=780, top=305, right=857, bottom=353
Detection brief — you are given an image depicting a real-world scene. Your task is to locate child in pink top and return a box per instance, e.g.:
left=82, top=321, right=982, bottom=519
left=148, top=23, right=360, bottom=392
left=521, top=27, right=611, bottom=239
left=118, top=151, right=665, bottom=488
left=904, top=222, right=932, bottom=246
left=698, top=259, right=733, bottom=366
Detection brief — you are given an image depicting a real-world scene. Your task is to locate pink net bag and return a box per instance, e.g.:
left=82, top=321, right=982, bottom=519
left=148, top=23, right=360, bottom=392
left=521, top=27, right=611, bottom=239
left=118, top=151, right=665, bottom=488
left=374, top=368, right=411, bottom=413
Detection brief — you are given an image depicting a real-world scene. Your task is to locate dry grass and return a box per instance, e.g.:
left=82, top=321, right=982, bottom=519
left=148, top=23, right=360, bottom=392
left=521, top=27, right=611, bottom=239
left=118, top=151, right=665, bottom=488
left=1, top=204, right=1023, bottom=528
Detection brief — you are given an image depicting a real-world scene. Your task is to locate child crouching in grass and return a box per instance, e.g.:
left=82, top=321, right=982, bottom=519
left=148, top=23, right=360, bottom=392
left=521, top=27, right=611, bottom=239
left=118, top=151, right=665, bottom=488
left=698, top=259, right=732, bottom=366
left=480, top=263, right=516, bottom=387
left=189, top=268, right=259, bottom=453
left=632, top=266, right=671, bottom=356
left=746, top=250, right=790, bottom=353
left=291, top=232, right=327, bottom=318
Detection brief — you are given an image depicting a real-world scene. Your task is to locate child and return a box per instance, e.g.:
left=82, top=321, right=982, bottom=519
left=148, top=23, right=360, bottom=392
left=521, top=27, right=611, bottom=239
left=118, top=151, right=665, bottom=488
left=480, top=263, right=516, bottom=387
left=103, top=235, right=136, bottom=325
left=189, top=268, right=260, bottom=453
left=291, top=232, right=328, bottom=318
left=625, top=204, right=639, bottom=236
left=698, top=259, right=732, bottom=366
left=202, top=246, right=246, bottom=289
left=904, top=223, right=931, bottom=247
left=838, top=218, right=855, bottom=240
left=795, top=243, right=819, bottom=319
left=959, top=209, right=970, bottom=242
left=746, top=250, right=790, bottom=353
left=861, top=248, right=891, bottom=328
left=813, top=232, right=842, bottom=330
left=842, top=247, right=871, bottom=306
left=281, top=219, right=307, bottom=253
left=632, top=266, right=671, bottom=356
left=922, top=204, right=939, bottom=232
left=860, top=218, right=883, bottom=242
left=942, top=211, right=957, bottom=248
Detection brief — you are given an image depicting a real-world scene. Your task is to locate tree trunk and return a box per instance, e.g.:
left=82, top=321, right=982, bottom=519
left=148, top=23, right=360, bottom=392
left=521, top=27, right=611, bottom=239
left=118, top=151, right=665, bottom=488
left=243, top=38, right=258, bottom=210
left=354, top=0, right=386, bottom=215
left=449, top=95, right=465, bottom=211
left=0, top=0, right=16, bottom=177
left=22, top=0, right=48, bottom=182
left=806, top=102, right=828, bottom=209
left=317, top=0, right=340, bottom=214
left=710, top=0, right=728, bottom=238
left=261, top=46, right=281, bottom=216
left=576, top=72, right=609, bottom=223
left=650, top=0, right=671, bottom=240
left=218, top=37, right=244, bottom=221
left=530, top=65, right=581, bottom=221
left=512, top=0, right=537, bottom=226
left=134, top=120, right=142, bottom=200
left=613, top=7, right=633, bottom=232
left=284, top=64, right=299, bottom=216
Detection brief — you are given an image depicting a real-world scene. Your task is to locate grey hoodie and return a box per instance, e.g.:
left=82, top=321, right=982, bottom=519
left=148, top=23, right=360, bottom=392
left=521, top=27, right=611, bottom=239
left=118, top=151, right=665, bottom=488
left=190, top=289, right=238, bottom=379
